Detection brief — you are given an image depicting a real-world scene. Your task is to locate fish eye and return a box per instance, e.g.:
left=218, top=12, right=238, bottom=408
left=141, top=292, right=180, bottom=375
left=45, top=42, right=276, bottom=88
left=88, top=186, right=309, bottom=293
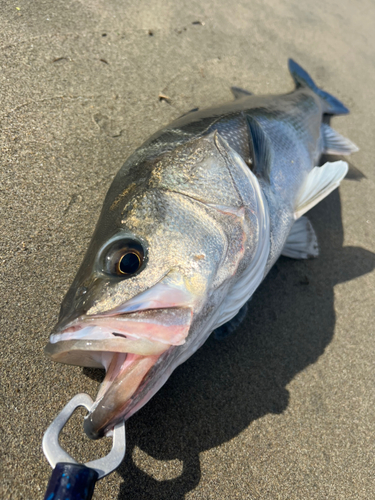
left=117, top=250, right=142, bottom=275
left=101, top=238, right=146, bottom=278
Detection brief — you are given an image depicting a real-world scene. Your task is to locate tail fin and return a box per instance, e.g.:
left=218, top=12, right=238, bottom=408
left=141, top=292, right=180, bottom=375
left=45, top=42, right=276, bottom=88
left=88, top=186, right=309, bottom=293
left=288, top=59, right=349, bottom=115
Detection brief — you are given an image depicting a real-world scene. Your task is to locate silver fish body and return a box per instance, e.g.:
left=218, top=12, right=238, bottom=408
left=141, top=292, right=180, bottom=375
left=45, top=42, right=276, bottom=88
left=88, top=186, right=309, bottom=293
left=45, top=60, right=357, bottom=438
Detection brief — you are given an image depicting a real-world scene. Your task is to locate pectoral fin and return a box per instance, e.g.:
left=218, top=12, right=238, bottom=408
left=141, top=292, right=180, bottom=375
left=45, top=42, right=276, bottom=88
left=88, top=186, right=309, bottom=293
left=246, top=115, right=272, bottom=182
left=294, top=161, right=348, bottom=219
left=282, top=216, right=319, bottom=259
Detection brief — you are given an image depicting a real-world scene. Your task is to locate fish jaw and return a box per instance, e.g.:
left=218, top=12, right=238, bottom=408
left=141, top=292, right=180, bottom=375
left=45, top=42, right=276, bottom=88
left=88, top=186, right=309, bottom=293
left=45, top=306, right=193, bottom=438
left=83, top=351, right=167, bottom=439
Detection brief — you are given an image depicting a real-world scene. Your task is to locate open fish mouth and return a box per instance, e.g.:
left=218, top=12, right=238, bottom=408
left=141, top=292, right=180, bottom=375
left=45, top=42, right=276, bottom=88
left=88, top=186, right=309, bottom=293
left=45, top=307, right=193, bottom=438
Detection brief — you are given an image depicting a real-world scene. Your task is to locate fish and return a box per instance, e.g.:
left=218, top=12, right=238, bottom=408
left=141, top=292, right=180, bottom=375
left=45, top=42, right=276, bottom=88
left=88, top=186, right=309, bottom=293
left=45, top=60, right=358, bottom=439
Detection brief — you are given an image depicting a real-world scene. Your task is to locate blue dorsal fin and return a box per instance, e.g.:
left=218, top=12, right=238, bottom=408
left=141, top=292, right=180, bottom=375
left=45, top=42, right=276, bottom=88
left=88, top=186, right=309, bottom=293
left=231, top=86, right=252, bottom=99
left=246, top=115, right=272, bottom=182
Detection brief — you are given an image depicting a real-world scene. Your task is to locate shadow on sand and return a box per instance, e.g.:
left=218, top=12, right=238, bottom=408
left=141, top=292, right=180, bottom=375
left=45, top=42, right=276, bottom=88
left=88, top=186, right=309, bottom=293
left=85, top=162, right=373, bottom=500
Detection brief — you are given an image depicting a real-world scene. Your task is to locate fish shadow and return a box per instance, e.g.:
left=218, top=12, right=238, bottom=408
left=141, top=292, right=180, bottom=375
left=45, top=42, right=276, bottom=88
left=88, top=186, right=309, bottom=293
left=112, top=170, right=374, bottom=499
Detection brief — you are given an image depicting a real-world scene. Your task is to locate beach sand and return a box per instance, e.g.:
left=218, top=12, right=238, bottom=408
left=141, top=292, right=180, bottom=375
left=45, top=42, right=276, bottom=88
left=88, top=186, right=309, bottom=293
left=1, top=1, right=374, bottom=498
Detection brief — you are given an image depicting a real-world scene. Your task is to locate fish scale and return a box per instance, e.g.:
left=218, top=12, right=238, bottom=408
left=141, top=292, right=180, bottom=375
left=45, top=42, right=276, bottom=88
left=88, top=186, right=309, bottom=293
left=206, top=115, right=251, bottom=162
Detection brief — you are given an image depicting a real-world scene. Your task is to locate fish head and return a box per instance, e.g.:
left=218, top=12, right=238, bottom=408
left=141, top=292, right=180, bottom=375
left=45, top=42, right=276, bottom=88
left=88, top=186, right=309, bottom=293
left=45, top=131, right=269, bottom=438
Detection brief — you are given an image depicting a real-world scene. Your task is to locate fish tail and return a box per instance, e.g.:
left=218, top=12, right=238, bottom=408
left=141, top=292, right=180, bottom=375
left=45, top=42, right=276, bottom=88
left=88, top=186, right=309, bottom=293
left=288, top=59, right=349, bottom=115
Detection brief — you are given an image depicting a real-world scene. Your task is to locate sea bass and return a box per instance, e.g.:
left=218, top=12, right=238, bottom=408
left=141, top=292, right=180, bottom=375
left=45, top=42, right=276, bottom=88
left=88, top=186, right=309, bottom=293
left=45, top=60, right=358, bottom=439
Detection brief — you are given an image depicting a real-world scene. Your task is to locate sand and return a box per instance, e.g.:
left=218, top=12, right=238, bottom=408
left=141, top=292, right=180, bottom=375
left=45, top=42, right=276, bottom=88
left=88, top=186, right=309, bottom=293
left=1, top=1, right=374, bottom=498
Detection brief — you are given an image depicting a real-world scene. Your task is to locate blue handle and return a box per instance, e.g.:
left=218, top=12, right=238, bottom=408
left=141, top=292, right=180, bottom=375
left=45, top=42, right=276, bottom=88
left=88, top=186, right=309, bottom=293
left=43, top=462, right=98, bottom=500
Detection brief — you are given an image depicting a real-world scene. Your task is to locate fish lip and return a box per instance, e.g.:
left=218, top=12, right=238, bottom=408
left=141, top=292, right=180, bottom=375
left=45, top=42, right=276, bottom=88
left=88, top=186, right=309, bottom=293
left=47, top=304, right=193, bottom=368
left=52, top=303, right=190, bottom=333
left=49, top=306, right=193, bottom=348
left=84, top=413, right=105, bottom=440
left=46, top=306, right=193, bottom=438
left=83, top=348, right=175, bottom=439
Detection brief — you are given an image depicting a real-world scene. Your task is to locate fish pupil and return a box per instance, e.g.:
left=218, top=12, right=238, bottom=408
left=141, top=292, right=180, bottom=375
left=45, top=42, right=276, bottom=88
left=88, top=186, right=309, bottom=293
left=118, top=252, right=141, bottom=275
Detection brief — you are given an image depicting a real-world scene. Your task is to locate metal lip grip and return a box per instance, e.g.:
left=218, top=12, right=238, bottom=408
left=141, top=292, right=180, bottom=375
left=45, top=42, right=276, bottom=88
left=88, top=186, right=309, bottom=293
left=42, top=393, right=126, bottom=500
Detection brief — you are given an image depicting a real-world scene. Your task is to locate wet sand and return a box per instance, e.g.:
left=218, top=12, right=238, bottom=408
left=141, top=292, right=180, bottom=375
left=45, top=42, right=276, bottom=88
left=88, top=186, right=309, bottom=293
left=1, top=1, right=374, bottom=499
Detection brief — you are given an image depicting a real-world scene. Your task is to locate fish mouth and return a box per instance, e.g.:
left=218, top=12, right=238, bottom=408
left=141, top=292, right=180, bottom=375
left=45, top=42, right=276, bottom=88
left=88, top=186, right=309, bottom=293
left=45, top=307, right=193, bottom=439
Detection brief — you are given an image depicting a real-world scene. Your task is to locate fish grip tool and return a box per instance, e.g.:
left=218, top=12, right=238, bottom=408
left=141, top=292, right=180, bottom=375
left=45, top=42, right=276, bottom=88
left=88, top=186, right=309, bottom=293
left=42, top=393, right=126, bottom=500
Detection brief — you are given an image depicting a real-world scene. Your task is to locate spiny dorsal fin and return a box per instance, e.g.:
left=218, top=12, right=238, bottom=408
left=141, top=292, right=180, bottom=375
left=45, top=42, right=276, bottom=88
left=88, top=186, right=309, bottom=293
left=178, top=107, right=200, bottom=119
left=231, top=86, right=252, bottom=99
left=294, top=161, right=348, bottom=219
left=321, top=123, right=359, bottom=155
left=246, top=115, right=272, bottom=182
left=282, top=216, right=319, bottom=259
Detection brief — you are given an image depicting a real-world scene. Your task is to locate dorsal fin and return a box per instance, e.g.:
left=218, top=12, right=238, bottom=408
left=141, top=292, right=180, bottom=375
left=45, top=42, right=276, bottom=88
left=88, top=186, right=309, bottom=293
left=177, top=107, right=200, bottom=119
left=246, top=115, right=272, bottom=182
left=231, top=86, right=252, bottom=99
